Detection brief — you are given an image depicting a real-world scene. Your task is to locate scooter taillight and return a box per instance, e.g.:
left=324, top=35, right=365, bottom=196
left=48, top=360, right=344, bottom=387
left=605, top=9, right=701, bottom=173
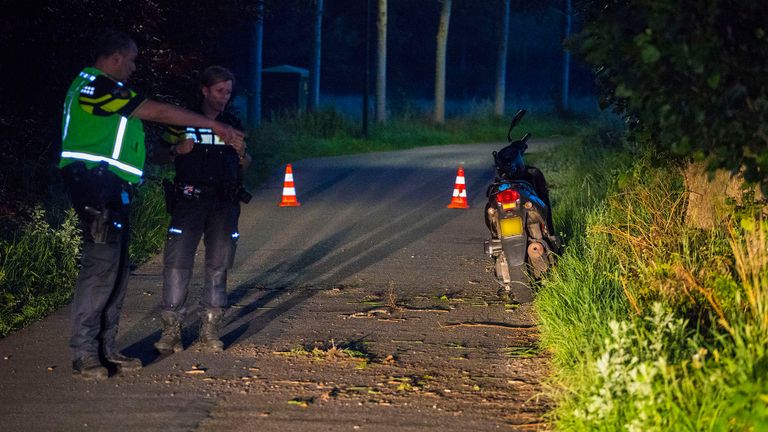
left=496, top=189, right=520, bottom=204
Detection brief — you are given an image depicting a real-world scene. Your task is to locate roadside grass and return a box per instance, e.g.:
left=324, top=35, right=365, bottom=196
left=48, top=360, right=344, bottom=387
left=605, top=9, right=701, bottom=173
left=245, top=109, right=582, bottom=186
left=129, top=172, right=171, bottom=266
left=535, top=128, right=768, bottom=430
left=0, top=208, right=80, bottom=337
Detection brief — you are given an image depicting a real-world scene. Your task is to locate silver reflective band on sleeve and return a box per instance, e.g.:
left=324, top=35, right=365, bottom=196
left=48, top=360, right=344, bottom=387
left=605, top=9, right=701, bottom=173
left=79, top=71, right=97, bottom=81
left=111, top=117, right=128, bottom=159
left=186, top=127, right=225, bottom=145
left=60, top=151, right=143, bottom=177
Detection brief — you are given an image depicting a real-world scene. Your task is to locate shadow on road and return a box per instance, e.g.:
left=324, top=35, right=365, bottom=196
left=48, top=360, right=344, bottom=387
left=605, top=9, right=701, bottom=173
left=120, top=162, right=489, bottom=363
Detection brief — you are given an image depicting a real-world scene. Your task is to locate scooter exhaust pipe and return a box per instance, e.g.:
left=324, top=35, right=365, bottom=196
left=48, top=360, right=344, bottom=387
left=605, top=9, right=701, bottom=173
left=527, top=241, right=549, bottom=276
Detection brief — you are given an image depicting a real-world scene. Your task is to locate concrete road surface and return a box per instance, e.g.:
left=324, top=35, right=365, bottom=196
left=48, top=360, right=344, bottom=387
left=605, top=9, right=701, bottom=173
left=0, top=142, right=555, bottom=431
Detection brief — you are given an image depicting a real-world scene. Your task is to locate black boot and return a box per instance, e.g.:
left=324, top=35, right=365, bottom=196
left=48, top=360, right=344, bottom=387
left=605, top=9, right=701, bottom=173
left=104, top=351, right=142, bottom=371
left=154, top=311, right=183, bottom=354
left=101, top=338, right=142, bottom=371
left=199, top=308, right=224, bottom=352
left=72, top=355, right=108, bottom=380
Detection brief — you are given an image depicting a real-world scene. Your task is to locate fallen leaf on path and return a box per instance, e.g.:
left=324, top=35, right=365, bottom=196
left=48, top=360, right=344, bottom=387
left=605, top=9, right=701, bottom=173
left=185, top=364, right=207, bottom=374
left=287, top=397, right=313, bottom=408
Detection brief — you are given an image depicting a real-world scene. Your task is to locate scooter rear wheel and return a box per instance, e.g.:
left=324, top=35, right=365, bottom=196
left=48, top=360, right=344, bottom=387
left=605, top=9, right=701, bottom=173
left=507, top=264, right=534, bottom=303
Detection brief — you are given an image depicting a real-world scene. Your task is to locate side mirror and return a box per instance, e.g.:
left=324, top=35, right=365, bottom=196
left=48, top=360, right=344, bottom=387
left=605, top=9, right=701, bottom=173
left=507, top=109, right=527, bottom=142
left=511, top=109, right=526, bottom=126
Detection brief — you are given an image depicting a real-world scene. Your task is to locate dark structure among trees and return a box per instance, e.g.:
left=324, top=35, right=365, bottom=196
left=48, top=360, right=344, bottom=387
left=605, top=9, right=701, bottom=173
left=261, top=65, right=310, bottom=117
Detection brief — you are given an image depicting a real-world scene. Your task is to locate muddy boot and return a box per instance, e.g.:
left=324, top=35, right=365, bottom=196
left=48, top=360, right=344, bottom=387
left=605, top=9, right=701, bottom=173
left=72, top=355, right=108, bottom=381
left=199, top=308, right=224, bottom=352
left=104, top=352, right=142, bottom=371
left=154, top=311, right=183, bottom=354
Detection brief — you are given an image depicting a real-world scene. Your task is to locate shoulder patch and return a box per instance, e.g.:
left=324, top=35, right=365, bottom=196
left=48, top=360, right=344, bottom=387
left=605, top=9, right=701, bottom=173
left=79, top=75, right=144, bottom=117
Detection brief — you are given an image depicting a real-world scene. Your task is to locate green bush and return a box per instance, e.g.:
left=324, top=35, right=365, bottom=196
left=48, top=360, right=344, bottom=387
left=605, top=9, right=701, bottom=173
left=0, top=207, right=80, bottom=336
left=129, top=179, right=171, bottom=266
left=575, top=0, right=768, bottom=191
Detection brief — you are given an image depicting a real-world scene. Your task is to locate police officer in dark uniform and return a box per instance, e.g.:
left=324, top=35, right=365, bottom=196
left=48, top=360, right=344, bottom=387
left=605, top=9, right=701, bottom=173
left=154, top=66, right=251, bottom=354
left=61, top=33, right=244, bottom=380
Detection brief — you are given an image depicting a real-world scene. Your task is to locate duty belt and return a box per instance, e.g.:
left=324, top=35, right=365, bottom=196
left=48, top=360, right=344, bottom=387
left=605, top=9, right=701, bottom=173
left=174, top=181, right=239, bottom=200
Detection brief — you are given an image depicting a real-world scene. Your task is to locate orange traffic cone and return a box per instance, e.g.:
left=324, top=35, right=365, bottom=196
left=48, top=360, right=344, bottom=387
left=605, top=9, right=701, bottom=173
left=447, top=166, right=469, bottom=209
left=279, top=164, right=301, bottom=207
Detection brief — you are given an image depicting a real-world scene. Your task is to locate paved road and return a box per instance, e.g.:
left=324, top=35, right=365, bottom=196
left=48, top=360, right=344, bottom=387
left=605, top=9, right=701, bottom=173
left=0, top=142, right=553, bottom=431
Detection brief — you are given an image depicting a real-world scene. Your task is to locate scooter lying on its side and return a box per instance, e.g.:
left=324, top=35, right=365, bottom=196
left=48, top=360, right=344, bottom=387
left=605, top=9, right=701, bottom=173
left=483, top=109, right=561, bottom=303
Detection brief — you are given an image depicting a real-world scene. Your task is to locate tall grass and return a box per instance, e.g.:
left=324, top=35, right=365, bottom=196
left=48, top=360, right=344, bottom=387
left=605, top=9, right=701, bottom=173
left=536, top=128, right=768, bottom=430
left=0, top=207, right=80, bottom=336
left=129, top=178, right=170, bottom=266
left=0, top=177, right=169, bottom=336
left=532, top=126, right=634, bottom=367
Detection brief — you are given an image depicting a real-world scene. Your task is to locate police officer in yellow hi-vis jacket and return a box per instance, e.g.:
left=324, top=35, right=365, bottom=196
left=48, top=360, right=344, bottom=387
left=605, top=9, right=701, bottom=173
left=60, top=30, right=244, bottom=380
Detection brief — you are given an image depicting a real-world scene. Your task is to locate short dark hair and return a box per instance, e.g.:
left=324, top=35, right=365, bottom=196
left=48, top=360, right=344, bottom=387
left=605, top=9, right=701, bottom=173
left=92, top=30, right=135, bottom=61
left=200, top=65, right=236, bottom=88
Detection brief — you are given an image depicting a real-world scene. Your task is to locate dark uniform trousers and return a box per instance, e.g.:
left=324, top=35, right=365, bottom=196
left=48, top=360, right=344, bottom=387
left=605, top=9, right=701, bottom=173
left=67, top=181, right=132, bottom=361
left=162, top=195, right=240, bottom=315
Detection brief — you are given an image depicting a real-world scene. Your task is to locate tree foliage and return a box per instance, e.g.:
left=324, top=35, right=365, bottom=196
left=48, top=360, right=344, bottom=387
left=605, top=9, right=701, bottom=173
left=574, top=0, right=768, bottom=190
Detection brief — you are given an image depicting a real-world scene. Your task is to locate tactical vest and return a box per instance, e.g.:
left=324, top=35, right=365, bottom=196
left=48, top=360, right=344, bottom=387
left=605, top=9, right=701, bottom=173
left=167, top=112, right=242, bottom=186
left=60, top=67, right=146, bottom=184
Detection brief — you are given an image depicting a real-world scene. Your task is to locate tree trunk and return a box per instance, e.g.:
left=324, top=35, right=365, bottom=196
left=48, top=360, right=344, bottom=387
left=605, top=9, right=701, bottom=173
left=560, top=0, right=572, bottom=112
left=434, top=0, right=452, bottom=123
left=684, top=161, right=764, bottom=229
left=248, top=0, right=265, bottom=126
left=362, top=0, right=372, bottom=137
left=376, top=0, right=387, bottom=123
left=494, top=0, right=511, bottom=117
left=309, top=0, right=323, bottom=111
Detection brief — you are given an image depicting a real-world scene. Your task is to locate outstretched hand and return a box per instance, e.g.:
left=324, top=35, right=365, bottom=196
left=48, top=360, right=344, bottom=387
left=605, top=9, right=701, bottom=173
left=228, top=135, right=247, bottom=157
left=173, top=138, right=194, bottom=155
left=212, top=122, right=246, bottom=155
